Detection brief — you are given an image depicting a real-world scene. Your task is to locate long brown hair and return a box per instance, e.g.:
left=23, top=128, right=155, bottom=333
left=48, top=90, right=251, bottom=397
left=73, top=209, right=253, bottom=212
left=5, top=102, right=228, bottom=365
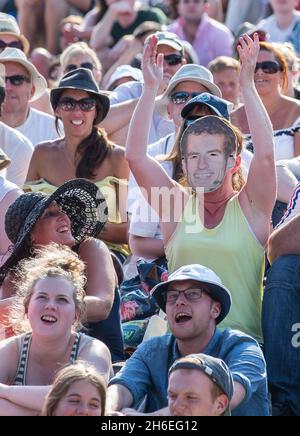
left=259, top=41, right=289, bottom=93
left=56, top=99, right=113, bottom=179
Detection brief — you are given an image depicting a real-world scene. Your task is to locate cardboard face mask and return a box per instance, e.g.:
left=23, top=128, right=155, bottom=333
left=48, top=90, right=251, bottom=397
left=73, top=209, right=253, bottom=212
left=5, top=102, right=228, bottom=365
left=181, top=119, right=237, bottom=193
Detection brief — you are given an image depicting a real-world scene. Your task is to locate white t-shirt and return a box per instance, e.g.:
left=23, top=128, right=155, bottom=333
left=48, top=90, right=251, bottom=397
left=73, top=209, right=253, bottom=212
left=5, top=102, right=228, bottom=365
left=0, top=122, right=34, bottom=188
left=258, top=12, right=300, bottom=43
left=16, top=108, right=63, bottom=148
left=129, top=133, right=175, bottom=239
left=110, top=81, right=175, bottom=144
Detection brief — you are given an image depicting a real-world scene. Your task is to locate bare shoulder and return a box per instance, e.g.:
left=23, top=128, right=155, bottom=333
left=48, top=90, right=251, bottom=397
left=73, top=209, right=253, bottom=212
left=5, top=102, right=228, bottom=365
left=0, top=335, right=21, bottom=383
left=78, top=237, right=110, bottom=258
left=111, top=145, right=130, bottom=178
left=231, top=105, right=248, bottom=132
left=79, top=336, right=112, bottom=381
left=34, top=138, right=64, bottom=154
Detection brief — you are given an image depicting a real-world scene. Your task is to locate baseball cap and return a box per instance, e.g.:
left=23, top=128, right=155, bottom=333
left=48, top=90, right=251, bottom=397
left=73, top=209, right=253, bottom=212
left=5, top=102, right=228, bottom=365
left=169, top=353, right=234, bottom=416
left=156, top=64, right=222, bottom=119
left=106, top=65, right=143, bottom=90
left=147, top=31, right=184, bottom=53
left=181, top=93, right=233, bottom=121
left=151, top=264, right=232, bottom=324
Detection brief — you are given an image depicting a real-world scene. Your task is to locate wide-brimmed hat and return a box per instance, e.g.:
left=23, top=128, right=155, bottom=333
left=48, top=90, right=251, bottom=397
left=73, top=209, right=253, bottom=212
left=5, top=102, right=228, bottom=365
left=0, top=47, right=47, bottom=101
left=169, top=353, right=234, bottom=416
left=156, top=64, right=222, bottom=119
left=51, top=68, right=110, bottom=124
left=151, top=264, right=232, bottom=324
left=0, top=179, right=108, bottom=284
left=0, top=148, right=10, bottom=170
left=181, top=93, right=233, bottom=121
left=0, top=13, right=30, bottom=55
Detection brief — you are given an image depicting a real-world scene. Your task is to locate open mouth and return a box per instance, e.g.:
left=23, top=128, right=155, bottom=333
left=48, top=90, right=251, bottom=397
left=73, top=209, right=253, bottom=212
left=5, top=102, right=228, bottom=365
left=71, top=120, right=84, bottom=126
left=175, top=312, right=192, bottom=324
left=57, top=225, right=70, bottom=234
left=41, top=315, right=57, bottom=324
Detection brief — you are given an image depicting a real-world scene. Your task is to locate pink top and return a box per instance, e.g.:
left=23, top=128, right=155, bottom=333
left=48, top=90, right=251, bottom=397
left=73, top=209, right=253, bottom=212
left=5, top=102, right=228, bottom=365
left=168, top=13, right=234, bottom=67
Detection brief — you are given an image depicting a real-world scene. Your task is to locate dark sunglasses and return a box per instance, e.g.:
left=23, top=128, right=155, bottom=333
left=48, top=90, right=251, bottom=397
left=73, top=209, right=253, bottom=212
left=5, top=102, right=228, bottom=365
left=255, top=61, right=282, bottom=74
left=65, top=62, right=95, bottom=73
left=0, top=40, right=24, bottom=51
left=58, top=97, right=97, bottom=112
left=170, top=91, right=200, bottom=105
left=5, top=75, right=31, bottom=86
left=163, top=54, right=183, bottom=66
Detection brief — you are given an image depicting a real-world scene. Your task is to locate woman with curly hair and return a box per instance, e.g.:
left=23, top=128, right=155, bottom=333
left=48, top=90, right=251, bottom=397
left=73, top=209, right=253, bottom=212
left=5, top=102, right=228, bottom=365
left=0, top=244, right=112, bottom=416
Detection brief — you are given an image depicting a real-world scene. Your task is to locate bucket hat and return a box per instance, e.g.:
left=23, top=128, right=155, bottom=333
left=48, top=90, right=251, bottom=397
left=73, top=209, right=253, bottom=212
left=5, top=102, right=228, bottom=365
left=151, top=264, right=232, bottom=324
left=156, top=64, right=222, bottom=119
left=0, top=179, right=108, bottom=284
left=0, top=13, right=30, bottom=55
left=51, top=68, right=110, bottom=124
left=169, top=353, right=234, bottom=416
left=0, top=47, right=47, bottom=101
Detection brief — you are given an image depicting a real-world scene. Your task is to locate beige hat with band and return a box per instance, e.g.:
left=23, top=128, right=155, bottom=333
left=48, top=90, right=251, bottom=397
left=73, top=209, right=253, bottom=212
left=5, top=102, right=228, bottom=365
left=0, top=47, right=47, bottom=101
left=0, top=13, right=30, bottom=55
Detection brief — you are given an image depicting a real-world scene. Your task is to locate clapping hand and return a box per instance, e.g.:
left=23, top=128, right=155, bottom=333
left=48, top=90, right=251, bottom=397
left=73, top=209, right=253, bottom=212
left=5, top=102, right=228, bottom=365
left=237, top=33, right=260, bottom=88
left=142, top=35, right=164, bottom=91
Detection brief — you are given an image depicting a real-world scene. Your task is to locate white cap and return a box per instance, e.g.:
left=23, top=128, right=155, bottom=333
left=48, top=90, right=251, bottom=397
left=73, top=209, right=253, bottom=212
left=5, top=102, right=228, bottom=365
left=106, top=65, right=143, bottom=90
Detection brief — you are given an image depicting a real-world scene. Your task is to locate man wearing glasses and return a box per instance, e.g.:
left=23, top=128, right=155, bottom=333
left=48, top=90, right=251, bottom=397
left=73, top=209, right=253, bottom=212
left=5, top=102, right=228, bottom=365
left=107, top=264, right=269, bottom=416
left=0, top=48, right=62, bottom=147
left=101, top=32, right=186, bottom=146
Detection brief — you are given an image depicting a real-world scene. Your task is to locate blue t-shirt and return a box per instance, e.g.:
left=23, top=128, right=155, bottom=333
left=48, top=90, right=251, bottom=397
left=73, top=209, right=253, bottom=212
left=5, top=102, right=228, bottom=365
left=109, top=328, right=270, bottom=416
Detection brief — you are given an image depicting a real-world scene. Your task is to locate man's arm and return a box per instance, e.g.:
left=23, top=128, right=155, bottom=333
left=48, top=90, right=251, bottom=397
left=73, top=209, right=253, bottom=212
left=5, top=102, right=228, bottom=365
left=268, top=213, right=300, bottom=264
left=231, top=382, right=246, bottom=410
left=106, top=384, right=134, bottom=412
left=100, top=99, right=138, bottom=135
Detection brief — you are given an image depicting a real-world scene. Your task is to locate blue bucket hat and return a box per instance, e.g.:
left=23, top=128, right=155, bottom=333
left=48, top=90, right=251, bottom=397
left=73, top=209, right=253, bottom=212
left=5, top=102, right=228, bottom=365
left=181, top=92, right=233, bottom=121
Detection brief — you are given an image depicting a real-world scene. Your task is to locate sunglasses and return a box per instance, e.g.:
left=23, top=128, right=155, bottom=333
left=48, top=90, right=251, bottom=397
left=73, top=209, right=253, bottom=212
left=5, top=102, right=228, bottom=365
left=163, top=54, right=183, bottom=66
left=64, top=62, right=95, bottom=73
left=255, top=61, right=282, bottom=74
left=0, top=40, right=24, bottom=51
left=170, top=91, right=200, bottom=105
left=58, top=97, right=97, bottom=112
left=5, top=75, right=31, bottom=86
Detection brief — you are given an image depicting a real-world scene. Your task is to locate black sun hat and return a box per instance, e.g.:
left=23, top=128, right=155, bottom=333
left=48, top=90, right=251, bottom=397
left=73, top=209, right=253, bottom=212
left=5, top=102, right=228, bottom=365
left=0, top=179, right=108, bottom=284
left=50, top=68, right=110, bottom=124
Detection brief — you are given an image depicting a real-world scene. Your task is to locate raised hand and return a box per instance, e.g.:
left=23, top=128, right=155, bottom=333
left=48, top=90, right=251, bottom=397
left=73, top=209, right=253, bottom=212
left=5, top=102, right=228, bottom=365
left=237, top=33, right=260, bottom=88
left=141, top=35, right=164, bottom=90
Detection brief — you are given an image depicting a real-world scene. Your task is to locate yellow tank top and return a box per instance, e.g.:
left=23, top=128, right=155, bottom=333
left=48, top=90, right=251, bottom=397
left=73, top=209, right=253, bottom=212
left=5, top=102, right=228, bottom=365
left=165, top=194, right=265, bottom=342
left=25, top=177, right=129, bottom=256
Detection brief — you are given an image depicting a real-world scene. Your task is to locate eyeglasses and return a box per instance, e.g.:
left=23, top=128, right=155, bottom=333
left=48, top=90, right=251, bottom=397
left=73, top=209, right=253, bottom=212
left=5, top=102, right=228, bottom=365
left=170, top=91, right=200, bottom=105
left=163, top=54, right=183, bottom=66
left=164, top=287, right=208, bottom=304
left=0, top=40, right=24, bottom=51
left=255, top=61, right=282, bottom=74
left=65, top=62, right=95, bottom=73
left=5, top=75, right=31, bottom=86
left=57, top=97, right=97, bottom=112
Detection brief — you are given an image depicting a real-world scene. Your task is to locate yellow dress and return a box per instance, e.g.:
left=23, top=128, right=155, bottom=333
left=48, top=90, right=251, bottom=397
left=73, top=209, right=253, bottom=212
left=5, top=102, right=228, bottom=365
left=25, top=177, right=129, bottom=256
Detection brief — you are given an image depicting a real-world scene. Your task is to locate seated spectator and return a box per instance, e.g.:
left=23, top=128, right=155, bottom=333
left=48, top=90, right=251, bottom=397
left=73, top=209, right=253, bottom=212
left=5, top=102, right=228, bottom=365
left=273, top=42, right=300, bottom=100
left=0, top=12, right=29, bottom=55
left=0, top=243, right=112, bottom=416
left=0, top=149, right=22, bottom=267
left=60, top=42, right=102, bottom=85
left=42, top=361, right=107, bottom=416
left=167, top=0, right=234, bottom=67
left=257, top=0, right=300, bottom=53
left=0, top=48, right=61, bottom=147
left=89, top=0, right=167, bottom=71
left=105, top=65, right=143, bottom=91
left=0, top=179, right=124, bottom=362
left=17, top=0, right=94, bottom=54
left=0, top=63, right=34, bottom=187
left=232, top=41, right=300, bottom=160
left=125, top=34, right=276, bottom=342
left=107, top=264, right=269, bottom=416
left=208, top=56, right=241, bottom=109
left=26, top=68, right=130, bottom=261
left=168, top=354, right=234, bottom=416
left=264, top=181, right=300, bottom=416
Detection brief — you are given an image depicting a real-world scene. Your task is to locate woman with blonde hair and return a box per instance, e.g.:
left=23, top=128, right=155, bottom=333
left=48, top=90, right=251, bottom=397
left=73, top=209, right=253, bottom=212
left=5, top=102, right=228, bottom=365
left=0, top=244, right=112, bottom=416
left=43, top=361, right=106, bottom=416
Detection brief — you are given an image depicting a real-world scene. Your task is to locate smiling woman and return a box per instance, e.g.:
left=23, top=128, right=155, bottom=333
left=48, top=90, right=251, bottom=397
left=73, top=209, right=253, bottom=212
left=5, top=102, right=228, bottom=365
left=0, top=244, right=112, bottom=416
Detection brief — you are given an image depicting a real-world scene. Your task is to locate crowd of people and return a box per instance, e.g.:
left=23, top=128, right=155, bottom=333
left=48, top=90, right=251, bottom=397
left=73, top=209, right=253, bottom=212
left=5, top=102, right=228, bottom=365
left=0, top=0, right=300, bottom=417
